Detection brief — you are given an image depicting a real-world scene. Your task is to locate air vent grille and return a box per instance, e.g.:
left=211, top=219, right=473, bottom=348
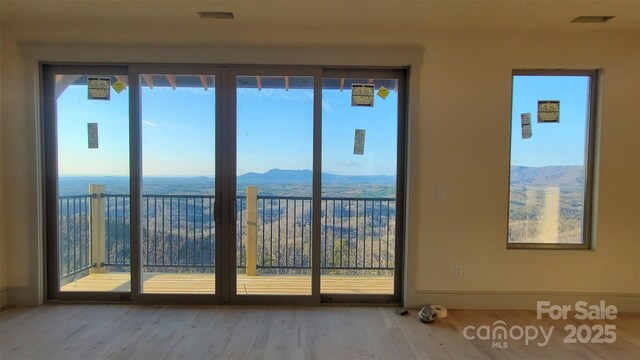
left=571, top=16, right=615, bottom=23
left=198, top=12, right=234, bottom=20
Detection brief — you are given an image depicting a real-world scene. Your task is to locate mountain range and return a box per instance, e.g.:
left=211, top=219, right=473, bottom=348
left=510, top=165, right=584, bottom=187
left=238, top=169, right=394, bottom=184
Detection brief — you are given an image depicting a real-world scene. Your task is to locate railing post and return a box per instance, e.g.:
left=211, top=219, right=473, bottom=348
left=89, top=184, right=106, bottom=274
left=246, top=186, right=258, bottom=276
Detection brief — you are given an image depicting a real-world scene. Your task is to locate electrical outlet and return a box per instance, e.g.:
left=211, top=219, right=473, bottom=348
left=454, top=264, right=463, bottom=278
left=437, top=187, right=446, bottom=200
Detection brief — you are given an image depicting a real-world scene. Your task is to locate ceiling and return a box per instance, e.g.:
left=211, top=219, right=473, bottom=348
left=1, top=0, right=638, bottom=46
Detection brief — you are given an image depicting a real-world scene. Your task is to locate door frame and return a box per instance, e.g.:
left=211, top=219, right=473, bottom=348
left=128, top=64, right=225, bottom=304
left=227, top=67, right=323, bottom=305
left=319, top=68, right=406, bottom=304
left=42, top=64, right=131, bottom=302
left=42, top=63, right=407, bottom=305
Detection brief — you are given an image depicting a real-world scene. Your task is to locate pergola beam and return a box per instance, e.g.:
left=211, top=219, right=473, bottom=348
left=199, top=75, right=209, bottom=91
left=166, top=75, right=177, bottom=90
left=54, top=75, right=82, bottom=99
left=142, top=74, right=154, bottom=89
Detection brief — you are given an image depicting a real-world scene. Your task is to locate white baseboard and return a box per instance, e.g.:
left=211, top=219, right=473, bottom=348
left=407, top=290, right=640, bottom=312
left=4, top=287, right=40, bottom=306
left=0, top=288, right=7, bottom=309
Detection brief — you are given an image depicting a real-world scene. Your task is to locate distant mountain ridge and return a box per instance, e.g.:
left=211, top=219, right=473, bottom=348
left=510, top=165, right=584, bottom=187
left=58, top=169, right=395, bottom=196
left=59, top=169, right=394, bottom=190
left=238, top=169, right=394, bottom=184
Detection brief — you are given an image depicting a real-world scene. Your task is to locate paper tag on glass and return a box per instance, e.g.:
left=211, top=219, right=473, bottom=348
left=538, top=100, right=560, bottom=123
left=354, top=129, right=366, bottom=155
left=377, top=86, right=390, bottom=100
left=88, top=77, right=111, bottom=100
left=112, top=80, right=126, bottom=94
left=87, top=123, right=99, bottom=148
left=351, top=84, right=374, bottom=107
left=522, top=124, right=532, bottom=139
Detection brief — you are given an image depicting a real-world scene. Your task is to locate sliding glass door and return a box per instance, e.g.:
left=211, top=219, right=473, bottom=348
left=139, top=71, right=217, bottom=295
left=44, top=66, right=132, bottom=299
left=320, top=72, right=404, bottom=301
left=231, top=70, right=317, bottom=300
left=45, top=65, right=405, bottom=304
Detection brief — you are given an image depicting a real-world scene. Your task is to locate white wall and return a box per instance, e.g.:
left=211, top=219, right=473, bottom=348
left=0, top=28, right=638, bottom=310
left=411, top=30, right=639, bottom=310
left=0, top=29, right=5, bottom=310
left=1, top=39, right=34, bottom=306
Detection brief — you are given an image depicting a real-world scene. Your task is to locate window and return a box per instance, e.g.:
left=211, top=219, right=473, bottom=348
left=508, top=70, right=598, bottom=249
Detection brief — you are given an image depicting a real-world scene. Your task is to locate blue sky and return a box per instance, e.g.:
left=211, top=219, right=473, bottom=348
left=57, top=74, right=589, bottom=177
left=510, top=75, right=589, bottom=167
left=57, top=76, right=398, bottom=177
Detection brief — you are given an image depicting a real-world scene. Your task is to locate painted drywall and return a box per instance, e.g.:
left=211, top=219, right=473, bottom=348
left=0, top=28, right=638, bottom=309
left=0, top=27, right=5, bottom=310
left=2, top=39, right=36, bottom=305
left=412, top=30, right=640, bottom=310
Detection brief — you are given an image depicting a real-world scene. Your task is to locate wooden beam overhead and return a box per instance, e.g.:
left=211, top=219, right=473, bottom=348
left=54, top=74, right=82, bottom=99
left=339, top=78, right=345, bottom=92
left=284, top=76, right=289, bottom=91
left=166, top=75, right=177, bottom=90
left=256, top=76, right=262, bottom=91
left=199, top=75, right=209, bottom=91
left=142, top=74, right=154, bottom=89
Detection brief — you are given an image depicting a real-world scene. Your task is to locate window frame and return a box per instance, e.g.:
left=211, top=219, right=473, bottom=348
left=507, top=69, right=598, bottom=250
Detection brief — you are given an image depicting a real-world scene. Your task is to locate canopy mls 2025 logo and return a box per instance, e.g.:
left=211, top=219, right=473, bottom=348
left=462, top=301, right=618, bottom=349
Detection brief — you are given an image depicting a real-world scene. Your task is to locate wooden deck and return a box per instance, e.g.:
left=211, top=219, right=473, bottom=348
left=60, top=273, right=394, bottom=295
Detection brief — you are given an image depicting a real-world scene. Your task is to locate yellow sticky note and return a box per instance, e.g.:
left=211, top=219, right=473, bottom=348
left=377, top=86, right=390, bottom=100
left=112, top=80, right=126, bottom=94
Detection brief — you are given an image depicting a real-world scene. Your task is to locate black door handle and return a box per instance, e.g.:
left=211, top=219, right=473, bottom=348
left=214, top=197, right=222, bottom=223
left=229, top=196, right=237, bottom=224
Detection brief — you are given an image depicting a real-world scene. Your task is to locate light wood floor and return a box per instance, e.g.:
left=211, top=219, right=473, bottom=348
left=1, top=305, right=638, bottom=359
left=60, top=273, right=394, bottom=295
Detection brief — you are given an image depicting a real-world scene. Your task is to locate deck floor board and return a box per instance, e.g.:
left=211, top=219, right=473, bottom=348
left=61, top=273, right=394, bottom=295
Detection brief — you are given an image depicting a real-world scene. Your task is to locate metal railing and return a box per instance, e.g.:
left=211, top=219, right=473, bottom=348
left=321, top=197, right=395, bottom=271
left=136, top=194, right=218, bottom=270
left=254, top=196, right=312, bottom=271
left=57, top=191, right=396, bottom=278
left=104, top=194, right=131, bottom=268
left=58, top=195, right=93, bottom=278
left=253, top=196, right=396, bottom=271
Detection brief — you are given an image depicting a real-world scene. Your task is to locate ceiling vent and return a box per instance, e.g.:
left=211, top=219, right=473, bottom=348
left=571, top=16, right=615, bottom=23
left=198, top=12, right=234, bottom=19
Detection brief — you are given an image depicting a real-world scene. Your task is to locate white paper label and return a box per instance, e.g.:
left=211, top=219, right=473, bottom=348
left=521, top=113, right=532, bottom=139
left=354, top=129, right=366, bottom=155
left=88, top=77, right=111, bottom=100
left=88, top=123, right=99, bottom=148
left=537, top=100, right=559, bottom=123
left=351, top=84, right=374, bottom=107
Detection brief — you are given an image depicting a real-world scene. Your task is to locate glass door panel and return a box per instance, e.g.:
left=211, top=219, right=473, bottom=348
left=320, top=77, right=398, bottom=295
left=55, top=74, right=131, bottom=292
left=235, top=75, right=314, bottom=296
left=140, top=74, right=216, bottom=294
